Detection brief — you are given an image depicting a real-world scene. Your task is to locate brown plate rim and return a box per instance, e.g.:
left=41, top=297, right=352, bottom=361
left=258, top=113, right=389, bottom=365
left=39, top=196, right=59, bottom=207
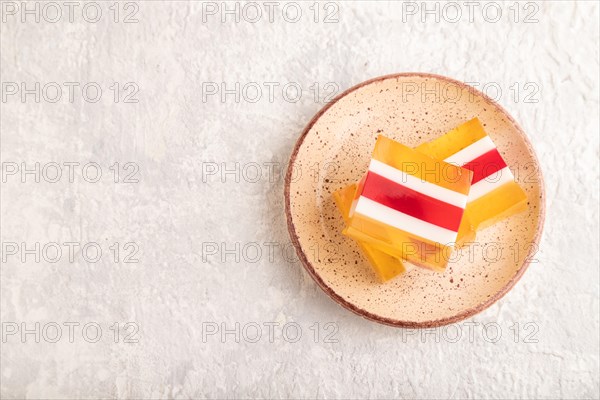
left=284, top=72, right=546, bottom=328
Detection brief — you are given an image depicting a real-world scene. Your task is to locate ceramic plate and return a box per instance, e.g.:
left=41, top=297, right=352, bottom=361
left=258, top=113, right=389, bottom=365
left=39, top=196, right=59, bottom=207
left=285, top=73, right=545, bottom=328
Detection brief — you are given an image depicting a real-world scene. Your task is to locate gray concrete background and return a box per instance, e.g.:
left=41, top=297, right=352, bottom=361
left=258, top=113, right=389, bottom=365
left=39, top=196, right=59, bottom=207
left=1, top=1, right=599, bottom=398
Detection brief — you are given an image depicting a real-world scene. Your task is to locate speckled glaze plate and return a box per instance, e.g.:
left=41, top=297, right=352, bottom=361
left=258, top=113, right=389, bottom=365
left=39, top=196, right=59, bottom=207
left=285, top=73, right=545, bottom=328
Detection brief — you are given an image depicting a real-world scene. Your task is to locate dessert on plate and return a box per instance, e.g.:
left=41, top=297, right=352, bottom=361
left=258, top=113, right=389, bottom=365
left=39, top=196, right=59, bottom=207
left=334, top=118, right=528, bottom=282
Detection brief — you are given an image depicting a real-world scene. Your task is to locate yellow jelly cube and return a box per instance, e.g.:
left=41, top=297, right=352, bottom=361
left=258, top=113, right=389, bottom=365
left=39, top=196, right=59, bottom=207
left=333, top=184, right=407, bottom=282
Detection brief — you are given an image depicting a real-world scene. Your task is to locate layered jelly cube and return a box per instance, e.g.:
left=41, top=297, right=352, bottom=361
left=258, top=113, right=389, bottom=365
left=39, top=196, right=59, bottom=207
left=343, top=135, right=473, bottom=272
left=416, top=118, right=527, bottom=232
left=333, top=119, right=528, bottom=281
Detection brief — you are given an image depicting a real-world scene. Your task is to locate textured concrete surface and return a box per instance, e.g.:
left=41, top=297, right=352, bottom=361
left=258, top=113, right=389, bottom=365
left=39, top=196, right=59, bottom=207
left=0, top=1, right=598, bottom=399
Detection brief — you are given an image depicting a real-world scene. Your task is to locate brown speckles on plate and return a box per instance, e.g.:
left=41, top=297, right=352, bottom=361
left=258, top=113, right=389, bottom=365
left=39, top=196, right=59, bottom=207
left=284, top=73, right=545, bottom=328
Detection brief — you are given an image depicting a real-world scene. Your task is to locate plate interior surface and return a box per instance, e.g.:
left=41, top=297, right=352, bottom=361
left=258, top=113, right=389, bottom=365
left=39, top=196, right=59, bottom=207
left=285, top=73, right=544, bottom=327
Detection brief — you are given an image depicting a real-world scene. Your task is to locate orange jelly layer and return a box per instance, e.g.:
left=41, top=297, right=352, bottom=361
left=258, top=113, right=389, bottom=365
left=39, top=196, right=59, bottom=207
left=468, top=181, right=528, bottom=230
left=333, top=184, right=406, bottom=282
left=343, top=212, right=453, bottom=273
left=372, top=135, right=472, bottom=194
left=416, top=118, right=487, bottom=160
